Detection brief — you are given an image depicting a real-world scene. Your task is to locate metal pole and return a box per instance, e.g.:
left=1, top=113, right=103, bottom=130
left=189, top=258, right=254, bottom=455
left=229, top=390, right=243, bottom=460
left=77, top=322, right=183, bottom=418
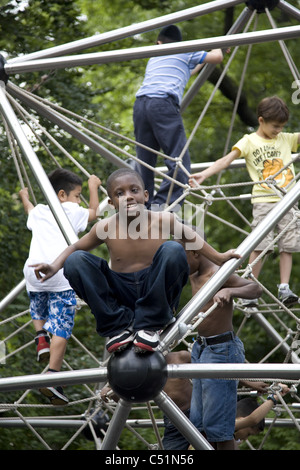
left=265, top=418, right=300, bottom=428
left=0, top=417, right=164, bottom=429
left=278, top=0, right=300, bottom=21
left=4, top=25, right=300, bottom=75
left=0, top=416, right=299, bottom=430
left=0, top=367, right=107, bottom=392
left=8, top=0, right=245, bottom=63
left=167, top=363, right=300, bottom=380
left=0, top=363, right=299, bottom=393
left=154, top=391, right=213, bottom=450
left=160, top=179, right=300, bottom=350
left=0, top=418, right=88, bottom=429
left=159, top=159, right=248, bottom=173
left=253, top=312, right=300, bottom=364
left=0, top=82, right=78, bottom=246
left=101, top=399, right=132, bottom=450
left=0, top=279, right=26, bottom=312
left=6, top=82, right=131, bottom=170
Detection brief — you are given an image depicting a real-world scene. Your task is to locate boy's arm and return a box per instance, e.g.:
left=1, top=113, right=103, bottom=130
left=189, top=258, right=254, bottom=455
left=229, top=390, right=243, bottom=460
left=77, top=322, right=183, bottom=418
left=173, top=218, right=240, bottom=266
left=194, top=48, right=230, bottom=73
left=19, top=188, right=34, bottom=214
left=213, top=275, right=263, bottom=306
left=203, top=49, right=224, bottom=64
left=198, top=240, right=240, bottom=266
left=189, top=148, right=241, bottom=186
left=239, top=380, right=269, bottom=393
left=235, top=400, right=274, bottom=431
left=190, top=63, right=204, bottom=76
left=235, top=384, right=290, bottom=431
left=87, top=174, right=102, bottom=222
left=30, top=221, right=102, bottom=282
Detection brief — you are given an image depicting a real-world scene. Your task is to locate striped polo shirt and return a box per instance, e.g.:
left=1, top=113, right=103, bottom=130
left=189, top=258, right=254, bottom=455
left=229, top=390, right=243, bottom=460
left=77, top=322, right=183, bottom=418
left=136, top=51, right=207, bottom=105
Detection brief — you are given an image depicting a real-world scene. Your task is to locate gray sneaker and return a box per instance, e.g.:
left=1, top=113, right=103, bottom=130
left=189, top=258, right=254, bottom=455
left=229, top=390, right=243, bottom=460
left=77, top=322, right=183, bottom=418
left=240, top=298, right=259, bottom=308
left=278, top=285, right=299, bottom=306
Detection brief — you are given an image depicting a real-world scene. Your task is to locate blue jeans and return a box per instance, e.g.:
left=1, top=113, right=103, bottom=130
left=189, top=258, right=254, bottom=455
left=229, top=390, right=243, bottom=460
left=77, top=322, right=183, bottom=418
left=190, top=335, right=245, bottom=443
left=133, top=96, right=191, bottom=207
left=63, top=241, right=189, bottom=337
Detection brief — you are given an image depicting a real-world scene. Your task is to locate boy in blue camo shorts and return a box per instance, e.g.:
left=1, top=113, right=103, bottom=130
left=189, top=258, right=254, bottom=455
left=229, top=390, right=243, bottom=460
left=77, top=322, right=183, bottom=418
left=20, top=168, right=101, bottom=405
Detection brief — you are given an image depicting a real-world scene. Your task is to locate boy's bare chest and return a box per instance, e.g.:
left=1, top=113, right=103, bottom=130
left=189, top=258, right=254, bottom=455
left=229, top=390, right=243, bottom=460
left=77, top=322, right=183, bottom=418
left=107, top=236, right=167, bottom=272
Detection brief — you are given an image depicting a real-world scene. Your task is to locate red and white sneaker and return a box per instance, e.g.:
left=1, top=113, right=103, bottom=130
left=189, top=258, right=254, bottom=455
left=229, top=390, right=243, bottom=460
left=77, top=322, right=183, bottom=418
left=106, top=330, right=135, bottom=353
left=35, top=334, right=50, bottom=362
left=133, top=330, right=160, bottom=353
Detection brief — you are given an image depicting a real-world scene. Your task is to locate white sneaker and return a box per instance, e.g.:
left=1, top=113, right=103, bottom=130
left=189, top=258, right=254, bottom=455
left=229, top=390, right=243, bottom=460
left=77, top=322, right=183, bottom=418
left=133, top=330, right=160, bottom=352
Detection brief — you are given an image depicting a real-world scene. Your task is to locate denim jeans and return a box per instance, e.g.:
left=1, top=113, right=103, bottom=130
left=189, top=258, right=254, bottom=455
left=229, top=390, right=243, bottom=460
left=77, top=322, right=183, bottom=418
left=190, top=335, right=245, bottom=443
left=133, top=96, right=191, bottom=207
left=63, top=241, right=189, bottom=338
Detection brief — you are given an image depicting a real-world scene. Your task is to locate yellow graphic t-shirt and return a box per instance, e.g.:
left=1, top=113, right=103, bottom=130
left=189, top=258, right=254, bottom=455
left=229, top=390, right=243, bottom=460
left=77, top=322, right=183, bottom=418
left=233, top=132, right=299, bottom=203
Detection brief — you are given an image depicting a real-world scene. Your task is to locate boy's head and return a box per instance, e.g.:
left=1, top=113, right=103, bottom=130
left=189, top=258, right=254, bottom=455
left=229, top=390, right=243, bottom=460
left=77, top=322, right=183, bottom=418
left=235, top=397, right=265, bottom=441
left=177, top=228, right=207, bottom=273
left=106, top=168, right=148, bottom=213
left=184, top=248, right=200, bottom=274
left=106, top=168, right=145, bottom=198
left=157, top=25, right=182, bottom=44
left=48, top=168, right=82, bottom=203
left=257, top=96, right=289, bottom=124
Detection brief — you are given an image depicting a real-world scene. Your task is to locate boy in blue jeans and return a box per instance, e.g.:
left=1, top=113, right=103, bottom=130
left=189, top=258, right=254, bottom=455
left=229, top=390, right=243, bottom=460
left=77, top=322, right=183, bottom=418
left=134, top=24, right=224, bottom=207
left=31, top=168, right=240, bottom=355
left=20, top=168, right=101, bottom=405
left=185, top=245, right=262, bottom=450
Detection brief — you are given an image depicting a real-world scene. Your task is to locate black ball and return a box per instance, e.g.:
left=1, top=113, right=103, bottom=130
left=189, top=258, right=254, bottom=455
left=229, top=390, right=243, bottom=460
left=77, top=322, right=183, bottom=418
left=107, top=346, right=167, bottom=403
left=245, top=0, right=279, bottom=13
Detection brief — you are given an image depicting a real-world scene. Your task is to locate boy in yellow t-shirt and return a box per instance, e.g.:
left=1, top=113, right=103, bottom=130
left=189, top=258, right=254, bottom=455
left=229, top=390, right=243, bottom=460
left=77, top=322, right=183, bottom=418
left=189, top=96, right=300, bottom=306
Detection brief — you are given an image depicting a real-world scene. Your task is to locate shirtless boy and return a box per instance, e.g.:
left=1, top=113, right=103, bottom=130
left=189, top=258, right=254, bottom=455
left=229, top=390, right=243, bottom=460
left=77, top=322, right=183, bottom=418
left=185, top=247, right=262, bottom=450
left=31, top=168, right=240, bottom=354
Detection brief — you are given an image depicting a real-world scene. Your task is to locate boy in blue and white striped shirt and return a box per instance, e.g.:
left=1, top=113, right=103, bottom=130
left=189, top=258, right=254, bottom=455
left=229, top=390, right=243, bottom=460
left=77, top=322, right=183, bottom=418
left=133, top=24, right=224, bottom=208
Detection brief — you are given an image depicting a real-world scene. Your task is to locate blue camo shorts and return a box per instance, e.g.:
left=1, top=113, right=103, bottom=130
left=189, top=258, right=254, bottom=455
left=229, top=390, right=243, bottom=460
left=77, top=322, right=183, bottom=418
left=28, top=290, right=76, bottom=340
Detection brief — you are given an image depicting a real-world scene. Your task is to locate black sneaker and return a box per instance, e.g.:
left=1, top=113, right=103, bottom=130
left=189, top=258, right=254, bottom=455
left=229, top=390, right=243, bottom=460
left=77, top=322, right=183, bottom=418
left=39, top=385, right=69, bottom=406
left=133, top=330, right=160, bottom=353
left=106, top=330, right=135, bottom=353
